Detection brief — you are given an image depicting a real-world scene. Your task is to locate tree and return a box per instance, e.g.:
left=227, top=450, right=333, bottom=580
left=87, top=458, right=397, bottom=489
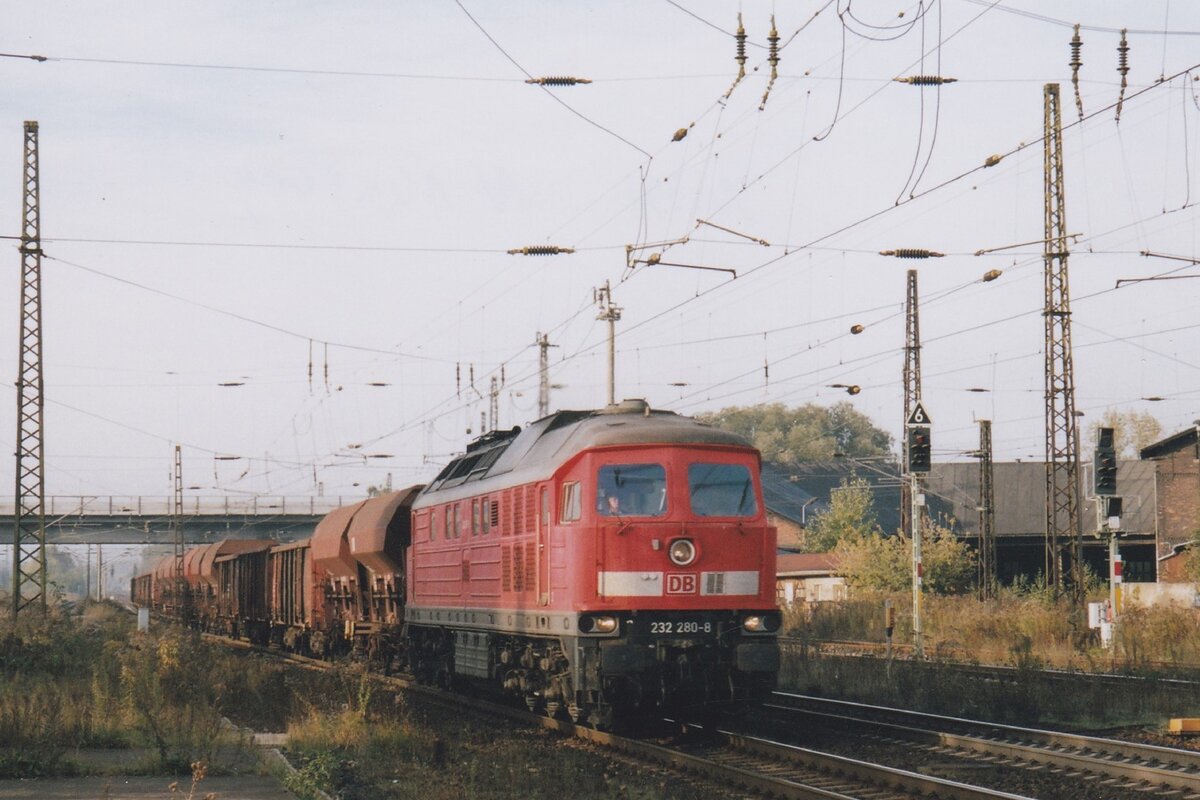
left=1089, top=409, right=1163, bottom=459
left=1185, top=529, right=1200, bottom=586
left=835, top=518, right=975, bottom=595
left=803, top=476, right=882, bottom=552
left=697, top=402, right=892, bottom=466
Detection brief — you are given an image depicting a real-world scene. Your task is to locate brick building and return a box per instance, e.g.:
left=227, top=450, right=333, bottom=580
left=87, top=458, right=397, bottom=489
left=1140, top=424, right=1200, bottom=579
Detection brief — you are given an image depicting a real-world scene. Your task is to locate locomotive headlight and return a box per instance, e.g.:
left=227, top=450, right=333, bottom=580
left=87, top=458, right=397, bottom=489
left=579, top=614, right=618, bottom=634
left=743, top=613, right=780, bottom=633
left=668, top=538, right=696, bottom=566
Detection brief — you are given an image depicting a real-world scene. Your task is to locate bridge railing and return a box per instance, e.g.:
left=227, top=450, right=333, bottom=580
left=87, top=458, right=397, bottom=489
left=0, top=495, right=353, bottom=518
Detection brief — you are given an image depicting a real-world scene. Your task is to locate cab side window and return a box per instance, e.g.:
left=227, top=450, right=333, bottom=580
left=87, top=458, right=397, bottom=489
left=560, top=482, right=582, bottom=522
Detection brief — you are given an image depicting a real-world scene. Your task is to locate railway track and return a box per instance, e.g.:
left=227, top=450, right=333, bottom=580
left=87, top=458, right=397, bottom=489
left=763, top=692, right=1200, bottom=798
left=209, top=635, right=1032, bottom=798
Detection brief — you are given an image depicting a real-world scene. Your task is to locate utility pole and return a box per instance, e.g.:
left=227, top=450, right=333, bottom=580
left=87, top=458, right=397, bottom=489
left=976, top=420, right=997, bottom=600
left=901, top=269, right=922, bottom=541
left=535, top=332, right=558, bottom=418
left=1042, top=83, right=1084, bottom=598
left=172, top=444, right=184, bottom=617
left=488, top=376, right=499, bottom=432
left=595, top=282, right=622, bottom=406
left=12, top=120, right=46, bottom=619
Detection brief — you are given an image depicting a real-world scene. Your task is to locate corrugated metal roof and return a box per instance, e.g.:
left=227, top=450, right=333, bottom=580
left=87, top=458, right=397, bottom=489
left=780, top=460, right=908, bottom=536
left=1141, top=426, right=1199, bottom=460
left=928, top=460, right=1156, bottom=537
left=760, top=464, right=819, bottom=524
left=777, top=552, right=839, bottom=576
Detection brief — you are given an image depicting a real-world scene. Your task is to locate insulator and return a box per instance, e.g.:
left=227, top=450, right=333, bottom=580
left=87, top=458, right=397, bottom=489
left=845, top=385, right=861, bottom=396
left=506, top=245, right=576, bottom=256
left=724, top=13, right=750, bottom=100
left=983, top=154, right=1003, bottom=168
left=850, top=324, right=865, bottom=335
left=735, top=14, right=747, bottom=67
left=1069, top=26, right=1083, bottom=70
left=879, top=249, right=944, bottom=259
left=646, top=252, right=661, bottom=265
left=525, top=77, right=592, bottom=86
left=759, top=15, right=780, bottom=111
left=982, top=269, right=1003, bottom=282
left=1115, top=29, right=1130, bottom=123
left=895, top=75, right=958, bottom=86
left=767, top=17, right=779, bottom=69
left=672, top=127, right=688, bottom=142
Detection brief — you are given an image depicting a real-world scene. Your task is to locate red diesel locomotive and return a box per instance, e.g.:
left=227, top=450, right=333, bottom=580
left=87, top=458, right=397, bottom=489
left=406, top=399, right=780, bottom=724
left=133, top=400, right=780, bottom=724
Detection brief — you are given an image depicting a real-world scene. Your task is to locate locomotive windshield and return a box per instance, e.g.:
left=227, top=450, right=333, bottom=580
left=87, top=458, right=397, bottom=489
left=688, top=463, right=758, bottom=517
left=596, top=463, right=666, bottom=517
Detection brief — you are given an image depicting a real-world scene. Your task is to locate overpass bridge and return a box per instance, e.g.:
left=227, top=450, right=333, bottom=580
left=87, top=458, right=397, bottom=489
left=0, top=495, right=352, bottom=545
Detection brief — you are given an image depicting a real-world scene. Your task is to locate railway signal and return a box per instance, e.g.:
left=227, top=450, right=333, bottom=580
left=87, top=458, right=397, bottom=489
left=906, top=424, right=931, bottom=474
left=1094, top=427, right=1117, bottom=496
left=905, top=401, right=932, bottom=660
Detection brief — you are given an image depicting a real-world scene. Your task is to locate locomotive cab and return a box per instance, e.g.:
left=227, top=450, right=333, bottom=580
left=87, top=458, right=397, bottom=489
left=556, top=435, right=780, bottom=720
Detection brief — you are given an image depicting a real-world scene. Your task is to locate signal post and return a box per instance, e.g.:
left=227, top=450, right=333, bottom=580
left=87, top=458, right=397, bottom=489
left=906, top=402, right=932, bottom=659
left=1093, top=427, right=1122, bottom=630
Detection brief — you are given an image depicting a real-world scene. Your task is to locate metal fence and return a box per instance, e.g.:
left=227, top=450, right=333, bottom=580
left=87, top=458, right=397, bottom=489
left=0, top=495, right=350, bottom=518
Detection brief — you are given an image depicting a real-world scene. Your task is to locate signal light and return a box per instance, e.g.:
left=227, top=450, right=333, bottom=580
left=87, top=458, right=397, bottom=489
left=1094, top=426, right=1117, bottom=496
left=907, top=425, right=932, bottom=474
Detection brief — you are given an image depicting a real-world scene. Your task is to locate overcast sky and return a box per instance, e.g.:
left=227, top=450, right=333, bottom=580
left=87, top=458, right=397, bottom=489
left=0, top=0, right=1197, bottom=502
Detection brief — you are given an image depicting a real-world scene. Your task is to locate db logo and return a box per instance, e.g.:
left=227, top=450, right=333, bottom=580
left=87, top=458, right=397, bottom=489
left=666, top=573, right=697, bottom=594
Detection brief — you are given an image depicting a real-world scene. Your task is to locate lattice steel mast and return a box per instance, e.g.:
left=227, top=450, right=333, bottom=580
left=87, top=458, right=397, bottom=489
left=12, top=121, right=46, bottom=619
left=536, top=332, right=557, bottom=418
left=171, top=444, right=185, bottom=617
left=976, top=420, right=996, bottom=599
left=1042, top=84, right=1083, bottom=596
left=901, top=269, right=921, bottom=539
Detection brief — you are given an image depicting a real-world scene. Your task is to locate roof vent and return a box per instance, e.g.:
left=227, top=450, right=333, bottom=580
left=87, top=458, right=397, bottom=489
left=597, top=398, right=650, bottom=416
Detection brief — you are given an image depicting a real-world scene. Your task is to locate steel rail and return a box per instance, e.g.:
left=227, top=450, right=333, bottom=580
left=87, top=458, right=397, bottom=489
left=770, top=693, right=1200, bottom=792
left=205, top=635, right=1030, bottom=799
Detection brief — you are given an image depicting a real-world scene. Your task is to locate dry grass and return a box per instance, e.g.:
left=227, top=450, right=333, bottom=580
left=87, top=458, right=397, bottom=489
left=0, top=603, right=286, bottom=777
left=281, top=667, right=728, bottom=799
left=787, top=586, right=1200, bottom=671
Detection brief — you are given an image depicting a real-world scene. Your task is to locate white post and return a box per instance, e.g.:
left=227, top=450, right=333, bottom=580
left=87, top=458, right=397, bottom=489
left=911, top=473, right=924, bottom=658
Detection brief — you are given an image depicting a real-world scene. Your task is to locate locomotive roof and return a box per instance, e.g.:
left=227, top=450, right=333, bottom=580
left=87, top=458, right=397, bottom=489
left=416, top=399, right=754, bottom=505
